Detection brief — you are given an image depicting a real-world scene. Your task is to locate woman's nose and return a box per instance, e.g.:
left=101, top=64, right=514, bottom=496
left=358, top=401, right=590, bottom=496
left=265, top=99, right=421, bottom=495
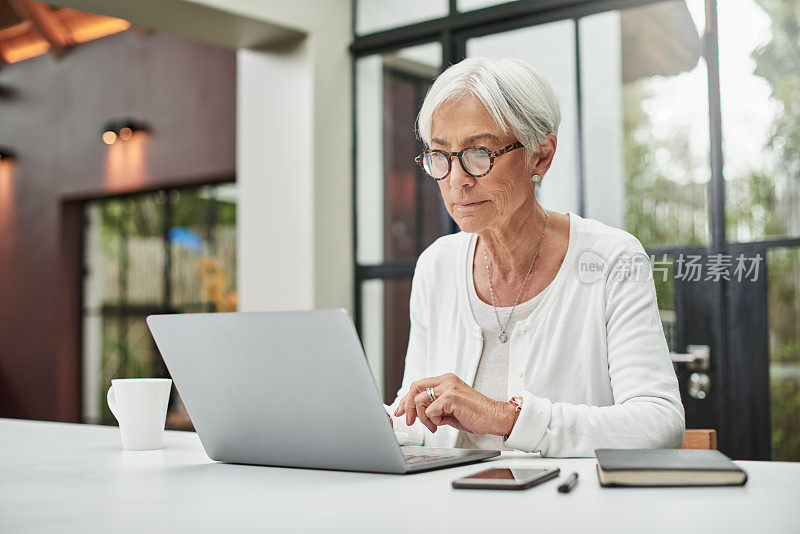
left=448, top=159, right=475, bottom=190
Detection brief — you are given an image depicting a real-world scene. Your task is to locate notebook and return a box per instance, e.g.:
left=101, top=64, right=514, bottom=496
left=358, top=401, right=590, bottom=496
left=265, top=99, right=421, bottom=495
left=595, top=449, right=748, bottom=487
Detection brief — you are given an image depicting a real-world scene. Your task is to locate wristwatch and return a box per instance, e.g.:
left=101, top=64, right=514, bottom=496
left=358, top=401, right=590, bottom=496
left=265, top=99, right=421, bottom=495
left=503, top=396, right=523, bottom=441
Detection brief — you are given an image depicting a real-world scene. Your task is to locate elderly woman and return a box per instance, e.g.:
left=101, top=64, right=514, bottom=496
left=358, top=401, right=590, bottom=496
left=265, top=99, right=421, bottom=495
left=386, top=57, right=684, bottom=457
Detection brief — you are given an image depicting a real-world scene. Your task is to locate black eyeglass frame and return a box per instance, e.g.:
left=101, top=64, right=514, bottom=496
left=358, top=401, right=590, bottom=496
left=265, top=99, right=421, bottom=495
left=414, top=141, right=524, bottom=180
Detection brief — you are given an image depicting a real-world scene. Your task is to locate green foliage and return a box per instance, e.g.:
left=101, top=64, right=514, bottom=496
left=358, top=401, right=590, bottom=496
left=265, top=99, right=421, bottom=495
left=622, top=82, right=705, bottom=250
left=771, top=375, right=800, bottom=461
left=774, top=340, right=800, bottom=364
left=652, top=257, right=675, bottom=312
left=752, top=0, right=800, bottom=182
left=726, top=169, right=794, bottom=242
left=766, top=248, right=800, bottom=461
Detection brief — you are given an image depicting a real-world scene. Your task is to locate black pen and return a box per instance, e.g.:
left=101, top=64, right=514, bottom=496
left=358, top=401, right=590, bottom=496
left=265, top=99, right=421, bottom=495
left=557, top=472, right=579, bottom=493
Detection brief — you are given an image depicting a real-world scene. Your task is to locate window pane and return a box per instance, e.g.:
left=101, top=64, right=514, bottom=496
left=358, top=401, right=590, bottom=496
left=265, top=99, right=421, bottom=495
left=580, top=0, right=710, bottom=247
left=356, top=0, right=448, bottom=35
left=360, top=278, right=412, bottom=403
left=768, top=247, right=800, bottom=461
left=651, top=253, right=677, bottom=351
left=719, top=0, right=800, bottom=242
left=125, top=193, right=166, bottom=306
left=169, top=185, right=237, bottom=311
left=467, top=20, right=580, bottom=216
left=356, top=42, right=444, bottom=264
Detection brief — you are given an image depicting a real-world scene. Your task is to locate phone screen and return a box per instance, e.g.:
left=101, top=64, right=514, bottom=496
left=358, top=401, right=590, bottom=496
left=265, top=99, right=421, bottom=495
left=461, top=468, right=551, bottom=483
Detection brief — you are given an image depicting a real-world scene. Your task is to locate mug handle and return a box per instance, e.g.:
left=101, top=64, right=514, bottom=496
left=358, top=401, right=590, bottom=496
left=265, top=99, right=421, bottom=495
left=107, top=386, right=119, bottom=420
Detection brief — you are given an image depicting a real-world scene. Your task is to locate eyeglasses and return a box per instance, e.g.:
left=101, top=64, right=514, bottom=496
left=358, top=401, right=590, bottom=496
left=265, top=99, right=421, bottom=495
left=414, top=141, right=523, bottom=180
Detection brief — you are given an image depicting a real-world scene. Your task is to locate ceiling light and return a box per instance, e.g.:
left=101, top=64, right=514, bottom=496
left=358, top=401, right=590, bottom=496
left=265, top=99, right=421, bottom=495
left=100, top=119, right=149, bottom=144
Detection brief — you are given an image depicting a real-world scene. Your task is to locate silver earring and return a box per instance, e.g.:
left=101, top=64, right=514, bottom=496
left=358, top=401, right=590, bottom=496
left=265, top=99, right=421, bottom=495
left=532, top=174, right=541, bottom=182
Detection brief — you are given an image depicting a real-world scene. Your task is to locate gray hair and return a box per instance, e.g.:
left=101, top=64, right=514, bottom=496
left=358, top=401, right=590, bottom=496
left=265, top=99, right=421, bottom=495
left=415, top=57, right=561, bottom=175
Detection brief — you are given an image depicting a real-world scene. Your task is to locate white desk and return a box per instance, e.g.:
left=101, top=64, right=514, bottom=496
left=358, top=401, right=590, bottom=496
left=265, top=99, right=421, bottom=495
left=1, top=418, right=798, bottom=533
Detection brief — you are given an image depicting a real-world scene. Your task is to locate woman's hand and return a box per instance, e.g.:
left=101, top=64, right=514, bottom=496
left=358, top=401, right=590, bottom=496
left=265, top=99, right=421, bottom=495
left=393, top=373, right=518, bottom=436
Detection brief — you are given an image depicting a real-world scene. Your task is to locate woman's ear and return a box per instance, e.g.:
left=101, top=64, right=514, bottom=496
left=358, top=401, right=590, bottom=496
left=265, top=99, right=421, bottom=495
left=531, top=134, right=557, bottom=177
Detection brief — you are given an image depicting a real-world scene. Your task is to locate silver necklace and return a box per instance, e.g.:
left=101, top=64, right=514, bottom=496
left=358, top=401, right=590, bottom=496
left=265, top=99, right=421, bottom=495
left=482, top=209, right=548, bottom=343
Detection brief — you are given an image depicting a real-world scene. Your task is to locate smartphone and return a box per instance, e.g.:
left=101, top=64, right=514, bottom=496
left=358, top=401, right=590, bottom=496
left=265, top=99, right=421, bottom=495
left=452, top=467, right=560, bottom=490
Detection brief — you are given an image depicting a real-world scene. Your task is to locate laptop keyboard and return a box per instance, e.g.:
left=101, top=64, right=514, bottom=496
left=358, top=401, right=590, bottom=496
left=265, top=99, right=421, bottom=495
left=402, top=451, right=460, bottom=466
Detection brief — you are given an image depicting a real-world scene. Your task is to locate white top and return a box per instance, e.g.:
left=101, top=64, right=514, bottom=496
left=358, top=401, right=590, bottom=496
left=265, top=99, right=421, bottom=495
left=388, top=211, right=685, bottom=456
left=456, top=232, right=550, bottom=451
left=3, top=419, right=799, bottom=534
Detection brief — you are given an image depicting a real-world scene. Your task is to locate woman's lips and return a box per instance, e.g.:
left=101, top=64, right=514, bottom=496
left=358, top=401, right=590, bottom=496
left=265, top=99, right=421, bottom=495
left=454, top=200, right=489, bottom=211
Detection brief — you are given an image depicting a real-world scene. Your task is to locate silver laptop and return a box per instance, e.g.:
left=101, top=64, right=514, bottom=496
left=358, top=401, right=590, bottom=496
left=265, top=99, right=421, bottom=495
left=146, top=309, right=499, bottom=473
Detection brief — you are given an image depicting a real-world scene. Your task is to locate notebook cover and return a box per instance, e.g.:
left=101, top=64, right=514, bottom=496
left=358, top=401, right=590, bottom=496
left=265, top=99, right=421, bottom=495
left=595, top=449, right=742, bottom=472
left=594, top=449, right=748, bottom=487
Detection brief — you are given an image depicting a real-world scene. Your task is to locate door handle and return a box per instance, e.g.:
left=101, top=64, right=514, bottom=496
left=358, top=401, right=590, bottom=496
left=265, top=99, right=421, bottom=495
left=670, top=344, right=710, bottom=371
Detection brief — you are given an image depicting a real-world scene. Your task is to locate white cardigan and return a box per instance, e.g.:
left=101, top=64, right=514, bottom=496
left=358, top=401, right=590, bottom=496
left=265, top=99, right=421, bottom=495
left=386, top=211, right=685, bottom=457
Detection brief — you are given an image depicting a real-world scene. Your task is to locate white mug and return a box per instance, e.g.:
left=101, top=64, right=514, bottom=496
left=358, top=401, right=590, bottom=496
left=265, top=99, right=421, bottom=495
left=107, top=378, right=172, bottom=451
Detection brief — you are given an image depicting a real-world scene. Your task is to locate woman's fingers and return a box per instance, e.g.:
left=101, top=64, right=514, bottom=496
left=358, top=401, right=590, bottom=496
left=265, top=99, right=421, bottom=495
left=425, top=392, right=468, bottom=431
left=414, top=391, right=437, bottom=433
left=404, top=394, right=417, bottom=426
left=393, top=375, right=490, bottom=434
left=426, top=393, right=451, bottom=426
left=394, top=394, right=408, bottom=416
left=394, top=386, right=421, bottom=417
left=394, top=384, right=426, bottom=417
left=393, top=374, right=457, bottom=422
left=395, top=379, right=433, bottom=418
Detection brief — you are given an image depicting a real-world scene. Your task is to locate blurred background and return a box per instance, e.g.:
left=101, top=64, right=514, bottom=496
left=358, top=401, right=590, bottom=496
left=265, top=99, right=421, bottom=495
left=0, top=0, right=797, bottom=461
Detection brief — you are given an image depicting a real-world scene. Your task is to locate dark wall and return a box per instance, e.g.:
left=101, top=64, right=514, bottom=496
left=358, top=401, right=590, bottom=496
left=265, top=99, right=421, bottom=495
left=0, top=30, right=236, bottom=421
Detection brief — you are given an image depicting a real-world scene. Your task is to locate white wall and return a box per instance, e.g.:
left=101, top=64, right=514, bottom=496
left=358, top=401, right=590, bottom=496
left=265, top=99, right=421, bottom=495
left=237, top=45, right=315, bottom=311
left=187, top=0, right=354, bottom=313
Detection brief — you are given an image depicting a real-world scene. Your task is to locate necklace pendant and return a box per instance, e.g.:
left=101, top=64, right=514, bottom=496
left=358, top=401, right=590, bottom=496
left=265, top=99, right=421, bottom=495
left=499, top=332, right=508, bottom=343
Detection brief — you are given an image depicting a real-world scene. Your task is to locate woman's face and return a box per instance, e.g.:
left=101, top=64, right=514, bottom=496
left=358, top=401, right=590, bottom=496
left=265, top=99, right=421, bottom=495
left=429, top=94, right=535, bottom=234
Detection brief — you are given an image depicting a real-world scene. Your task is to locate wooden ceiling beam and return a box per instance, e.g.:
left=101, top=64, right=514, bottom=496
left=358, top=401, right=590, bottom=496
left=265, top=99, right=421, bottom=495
left=10, top=0, right=71, bottom=58
left=0, top=0, right=25, bottom=27
left=3, top=0, right=26, bottom=21
left=0, top=19, right=49, bottom=63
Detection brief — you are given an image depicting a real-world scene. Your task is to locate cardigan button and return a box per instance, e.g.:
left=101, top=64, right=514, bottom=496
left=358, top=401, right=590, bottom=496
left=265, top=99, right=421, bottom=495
left=518, top=370, right=524, bottom=377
